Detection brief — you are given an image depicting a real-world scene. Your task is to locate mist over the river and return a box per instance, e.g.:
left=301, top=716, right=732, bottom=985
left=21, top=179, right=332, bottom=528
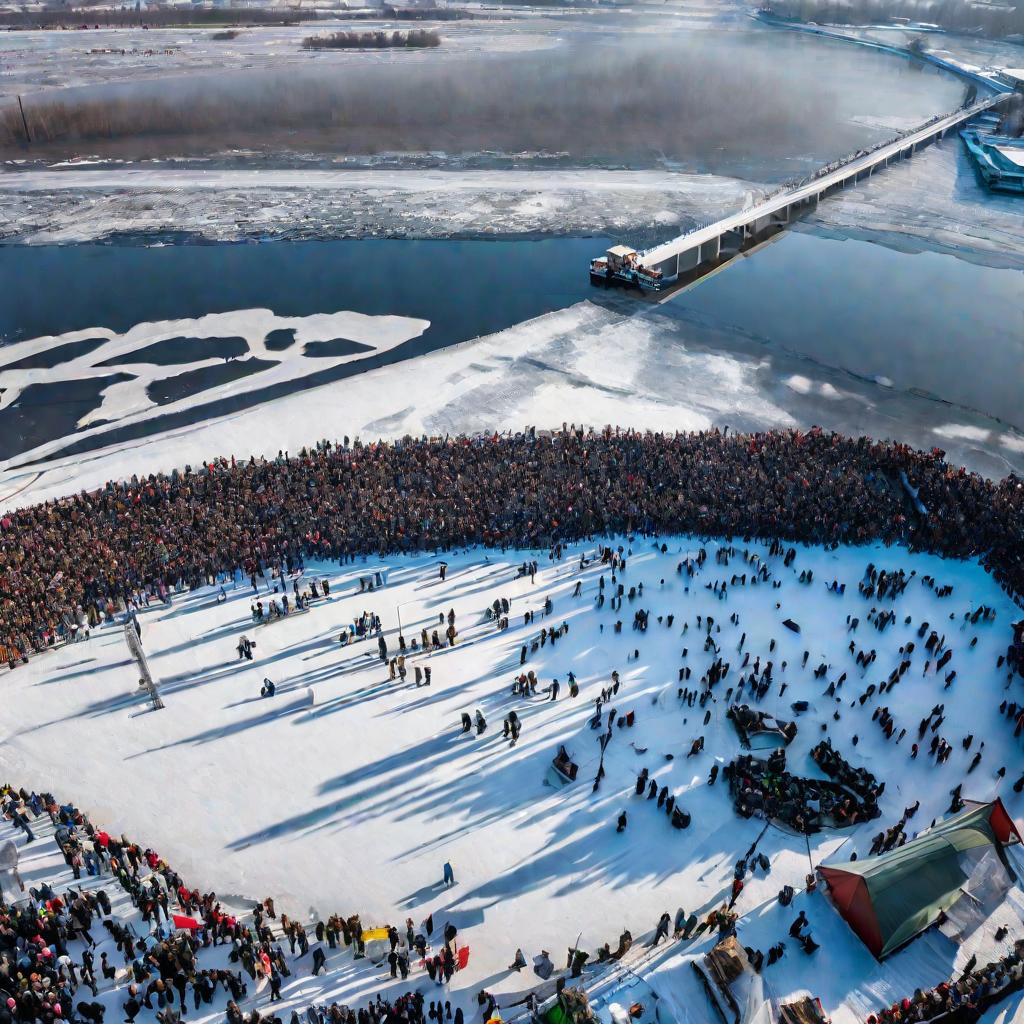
left=1, top=27, right=967, bottom=173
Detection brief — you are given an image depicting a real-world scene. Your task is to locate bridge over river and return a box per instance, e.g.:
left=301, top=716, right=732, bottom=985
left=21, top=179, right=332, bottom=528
left=639, top=94, right=1005, bottom=281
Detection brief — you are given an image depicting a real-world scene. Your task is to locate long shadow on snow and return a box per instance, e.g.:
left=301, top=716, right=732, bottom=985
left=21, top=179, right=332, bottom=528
left=125, top=696, right=311, bottom=759
left=223, top=695, right=607, bottom=861
left=224, top=730, right=467, bottom=851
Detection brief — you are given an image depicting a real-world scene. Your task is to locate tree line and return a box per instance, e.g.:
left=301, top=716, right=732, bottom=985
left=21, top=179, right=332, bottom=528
left=302, top=29, right=441, bottom=49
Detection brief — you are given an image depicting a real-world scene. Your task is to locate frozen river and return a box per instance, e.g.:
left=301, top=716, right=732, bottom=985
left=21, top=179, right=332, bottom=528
left=0, top=12, right=1021, bottom=500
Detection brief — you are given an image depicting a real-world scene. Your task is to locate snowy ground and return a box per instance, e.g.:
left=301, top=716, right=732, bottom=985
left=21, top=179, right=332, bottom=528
left=0, top=168, right=763, bottom=245
left=0, top=4, right=747, bottom=101
left=0, top=14, right=564, bottom=101
left=2, top=537, right=1023, bottom=1024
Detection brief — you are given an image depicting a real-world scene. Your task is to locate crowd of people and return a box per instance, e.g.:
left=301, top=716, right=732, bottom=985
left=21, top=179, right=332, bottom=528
left=0, top=783, right=461, bottom=1024
left=866, top=941, right=1024, bottom=1024
left=3, top=426, right=1024, bottom=1024
left=726, top=749, right=881, bottom=833
left=2, top=427, right=1023, bottom=668
left=809, top=739, right=880, bottom=803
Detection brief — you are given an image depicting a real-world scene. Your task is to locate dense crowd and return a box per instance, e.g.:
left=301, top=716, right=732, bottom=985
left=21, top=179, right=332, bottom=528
left=1, top=428, right=1023, bottom=665
left=726, top=750, right=881, bottom=833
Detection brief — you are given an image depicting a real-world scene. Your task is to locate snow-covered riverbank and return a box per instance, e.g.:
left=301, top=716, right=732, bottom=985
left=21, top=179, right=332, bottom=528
left=4, top=294, right=1023, bottom=511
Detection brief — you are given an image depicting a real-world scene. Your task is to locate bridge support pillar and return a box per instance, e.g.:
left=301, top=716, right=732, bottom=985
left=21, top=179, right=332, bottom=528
left=648, top=255, right=681, bottom=279
left=722, top=229, right=745, bottom=254
left=676, top=247, right=700, bottom=274
left=698, top=237, right=721, bottom=263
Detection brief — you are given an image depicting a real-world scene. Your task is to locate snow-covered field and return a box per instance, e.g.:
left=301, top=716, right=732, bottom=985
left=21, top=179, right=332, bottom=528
left=0, top=15, right=565, bottom=100
left=2, top=537, right=1023, bottom=1024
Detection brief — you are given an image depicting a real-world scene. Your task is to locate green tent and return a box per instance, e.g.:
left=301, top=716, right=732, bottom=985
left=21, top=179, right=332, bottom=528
left=818, top=799, right=1021, bottom=959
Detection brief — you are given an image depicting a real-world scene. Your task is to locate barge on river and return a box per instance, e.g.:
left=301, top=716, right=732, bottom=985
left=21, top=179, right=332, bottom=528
left=590, top=245, right=677, bottom=292
left=961, top=126, right=1024, bottom=196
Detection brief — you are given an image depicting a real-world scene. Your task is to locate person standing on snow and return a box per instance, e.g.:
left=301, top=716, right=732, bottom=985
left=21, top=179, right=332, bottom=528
left=443, top=862, right=455, bottom=888
left=310, top=946, right=326, bottom=976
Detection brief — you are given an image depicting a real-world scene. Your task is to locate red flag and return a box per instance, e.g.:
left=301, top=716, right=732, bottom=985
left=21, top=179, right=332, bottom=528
left=172, top=915, right=200, bottom=931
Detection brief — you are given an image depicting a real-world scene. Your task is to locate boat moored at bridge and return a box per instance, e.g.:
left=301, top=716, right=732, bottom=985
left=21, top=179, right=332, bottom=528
left=589, top=245, right=677, bottom=292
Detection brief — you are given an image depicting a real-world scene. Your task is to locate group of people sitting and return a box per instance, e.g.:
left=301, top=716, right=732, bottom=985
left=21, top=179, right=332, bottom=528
left=809, top=739, right=881, bottom=804
left=4, top=426, right=1024, bottom=669
left=866, top=940, right=1024, bottom=1024
left=727, top=751, right=881, bottom=833
left=727, top=705, right=798, bottom=748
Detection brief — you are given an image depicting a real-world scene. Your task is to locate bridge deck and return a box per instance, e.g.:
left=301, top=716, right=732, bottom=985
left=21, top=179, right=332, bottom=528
left=639, top=96, right=1001, bottom=270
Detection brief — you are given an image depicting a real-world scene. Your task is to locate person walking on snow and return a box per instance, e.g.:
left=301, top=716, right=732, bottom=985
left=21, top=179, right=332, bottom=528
left=443, top=862, right=455, bottom=888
